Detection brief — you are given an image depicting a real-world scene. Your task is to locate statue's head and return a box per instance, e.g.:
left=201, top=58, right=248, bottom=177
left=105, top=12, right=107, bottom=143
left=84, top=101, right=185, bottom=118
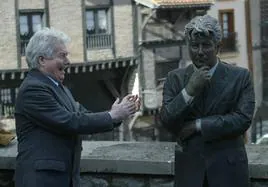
left=184, top=15, right=222, bottom=68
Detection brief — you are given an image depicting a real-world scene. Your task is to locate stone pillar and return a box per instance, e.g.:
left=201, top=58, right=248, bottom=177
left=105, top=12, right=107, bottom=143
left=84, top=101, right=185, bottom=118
left=141, top=47, right=158, bottom=110
left=250, top=0, right=262, bottom=109
left=49, top=0, right=84, bottom=63
left=249, top=0, right=262, bottom=143
left=0, top=0, right=18, bottom=70
left=113, top=0, right=134, bottom=57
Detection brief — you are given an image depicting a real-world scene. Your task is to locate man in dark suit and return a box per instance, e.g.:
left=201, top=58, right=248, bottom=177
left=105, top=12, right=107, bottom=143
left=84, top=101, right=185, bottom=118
left=14, top=28, right=140, bottom=187
left=160, top=15, right=255, bottom=187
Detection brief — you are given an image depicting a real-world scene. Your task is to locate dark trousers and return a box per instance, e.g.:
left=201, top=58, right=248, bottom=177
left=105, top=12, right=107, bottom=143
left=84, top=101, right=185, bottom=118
left=69, top=179, right=73, bottom=187
left=203, top=172, right=209, bottom=187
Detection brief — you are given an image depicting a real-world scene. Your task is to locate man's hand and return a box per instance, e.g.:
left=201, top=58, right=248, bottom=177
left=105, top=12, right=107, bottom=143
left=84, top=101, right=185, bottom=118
left=109, top=94, right=137, bottom=123
left=127, top=94, right=141, bottom=111
left=178, top=121, right=197, bottom=141
left=185, top=66, right=211, bottom=96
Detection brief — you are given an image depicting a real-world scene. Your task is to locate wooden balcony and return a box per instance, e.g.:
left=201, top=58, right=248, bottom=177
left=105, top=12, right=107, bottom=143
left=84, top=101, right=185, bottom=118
left=86, top=34, right=112, bottom=49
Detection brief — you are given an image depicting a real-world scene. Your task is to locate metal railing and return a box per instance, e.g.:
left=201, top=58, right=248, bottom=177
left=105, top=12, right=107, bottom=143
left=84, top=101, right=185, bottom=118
left=0, top=88, right=17, bottom=118
left=1, top=103, right=15, bottom=118
left=86, top=34, right=112, bottom=49
left=221, top=32, right=237, bottom=53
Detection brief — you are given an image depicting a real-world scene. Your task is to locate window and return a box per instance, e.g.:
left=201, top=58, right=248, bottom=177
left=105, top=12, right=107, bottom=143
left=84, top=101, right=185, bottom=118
left=155, top=60, right=178, bottom=83
left=20, top=12, right=43, bottom=56
left=154, top=47, right=181, bottom=83
left=86, top=8, right=112, bottom=49
left=261, top=21, right=268, bottom=47
left=219, top=10, right=236, bottom=52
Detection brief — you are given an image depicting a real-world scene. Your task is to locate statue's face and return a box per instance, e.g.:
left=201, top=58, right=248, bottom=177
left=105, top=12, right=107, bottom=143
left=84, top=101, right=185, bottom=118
left=188, top=35, right=219, bottom=69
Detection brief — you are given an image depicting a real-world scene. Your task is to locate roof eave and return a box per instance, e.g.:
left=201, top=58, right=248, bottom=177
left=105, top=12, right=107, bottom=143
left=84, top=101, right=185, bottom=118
left=134, top=0, right=159, bottom=9
left=134, top=0, right=214, bottom=9
left=158, top=3, right=214, bottom=9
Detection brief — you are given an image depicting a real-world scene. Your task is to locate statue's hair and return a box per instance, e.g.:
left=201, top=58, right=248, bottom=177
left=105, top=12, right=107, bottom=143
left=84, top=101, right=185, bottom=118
left=184, top=15, right=222, bottom=44
left=25, top=27, right=70, bottom=69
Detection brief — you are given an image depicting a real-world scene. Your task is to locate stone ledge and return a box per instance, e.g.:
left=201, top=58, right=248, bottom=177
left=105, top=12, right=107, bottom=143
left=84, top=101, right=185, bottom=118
left=0, top=141, right=268, bottom=180
left=80, top=141, right=175, bottom=175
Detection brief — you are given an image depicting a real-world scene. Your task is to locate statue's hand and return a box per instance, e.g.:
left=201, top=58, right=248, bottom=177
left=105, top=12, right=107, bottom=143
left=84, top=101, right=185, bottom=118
left=185, top=66, right=211, bottom=96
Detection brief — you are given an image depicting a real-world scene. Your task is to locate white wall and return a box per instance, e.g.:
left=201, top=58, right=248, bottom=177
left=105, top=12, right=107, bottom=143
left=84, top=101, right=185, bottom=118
left=207, top=0, right=249, bottom=69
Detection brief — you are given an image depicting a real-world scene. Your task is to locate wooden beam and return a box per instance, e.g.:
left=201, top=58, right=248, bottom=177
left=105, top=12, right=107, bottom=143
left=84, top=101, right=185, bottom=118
left=245, top=0, right=253, bottom=73
left=103, top=80, right=120, bottom=99
left=140, top=8, right=152, bottom=15
left=1, top=73, right=5, bottom=80
left=141, top=9, right=156, bottom=32
left=20, top=72, right=25, bottom=80
left=11, top=73, right=15, bottom=80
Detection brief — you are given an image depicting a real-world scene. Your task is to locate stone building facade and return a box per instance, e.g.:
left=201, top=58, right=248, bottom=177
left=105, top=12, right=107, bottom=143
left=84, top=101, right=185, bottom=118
left=0, top=0, right=135, bottom=69
left=207, top=0, right=250, bottom=69
left=0, top=0, right=216, bottom=141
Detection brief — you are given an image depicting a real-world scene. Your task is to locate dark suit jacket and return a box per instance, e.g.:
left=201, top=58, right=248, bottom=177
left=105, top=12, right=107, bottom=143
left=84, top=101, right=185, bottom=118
left=14, top=69, right=114, bottom=187
left=160, top=61, right=255, bottom=187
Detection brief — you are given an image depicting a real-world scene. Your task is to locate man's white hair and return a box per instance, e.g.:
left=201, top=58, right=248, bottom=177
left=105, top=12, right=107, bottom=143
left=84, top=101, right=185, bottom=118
left=25, top=27, right=70, bottom=69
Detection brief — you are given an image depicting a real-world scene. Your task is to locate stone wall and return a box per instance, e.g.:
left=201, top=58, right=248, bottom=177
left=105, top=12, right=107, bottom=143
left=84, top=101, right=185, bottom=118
left=86, top=0, right=135, bottom=61
left=0, top=141, right=268, bottom=187
left=0, top=0, right=18, bottom=69
left=113, top=0, right=134, bottom=58
left=19, top=0, right=44, bottom=9
left=0, top=170, right=266, bottom=187
left=49, top=0, right=84, bottom=63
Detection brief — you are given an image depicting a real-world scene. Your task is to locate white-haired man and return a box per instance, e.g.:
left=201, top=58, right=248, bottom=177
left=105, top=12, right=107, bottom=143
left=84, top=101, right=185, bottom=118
left=14, top=28, right=140, bottom=187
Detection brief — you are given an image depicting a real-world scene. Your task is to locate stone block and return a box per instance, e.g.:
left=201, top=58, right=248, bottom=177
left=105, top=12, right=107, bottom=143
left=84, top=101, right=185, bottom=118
left=112, top=177, right=145, bottom=187
left=251, top=181, right=268, bottom=187
left=149, top=178, right=174, bottom=187
left=80, top=175, right=109, bottom=187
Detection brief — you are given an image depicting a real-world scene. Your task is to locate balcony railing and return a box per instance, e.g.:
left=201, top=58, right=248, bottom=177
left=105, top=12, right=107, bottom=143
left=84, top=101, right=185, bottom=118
left=220, top=32, right=237, bottom=53
left=86, top=34, right=112, bottom=49
left=0, top=88, right=17, bottom=118
left=1, top=103, right=15, bottom=118
left=21, top=39, right=29, bottom=56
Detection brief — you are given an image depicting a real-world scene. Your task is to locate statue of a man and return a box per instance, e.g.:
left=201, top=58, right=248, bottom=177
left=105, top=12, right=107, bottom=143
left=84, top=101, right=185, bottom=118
left=160, top=15, right=255, bottom=187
